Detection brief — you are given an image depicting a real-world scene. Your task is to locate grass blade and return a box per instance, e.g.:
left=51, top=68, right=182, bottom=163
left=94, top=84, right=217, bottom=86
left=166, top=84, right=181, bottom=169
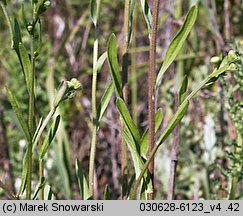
left=156, top=5, right=198, bottom=87
left=75, top=159, right=91, bottom=200
left=107, top=34, right=122, bottom=96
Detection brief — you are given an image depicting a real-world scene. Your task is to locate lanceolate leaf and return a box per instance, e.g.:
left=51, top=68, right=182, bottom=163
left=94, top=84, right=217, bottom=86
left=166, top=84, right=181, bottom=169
left=6, top=87, right=31, bottom=143
left=104, top=184, right=110, bottom=200
left=156, top=5, right=198, bottom=87
left=13, top=18, right=22, bottom=53
left=157, top=100, right=189, bottom=146
left=75, top=160, right=91, bottom=200
left=127, top=0, right=136, bottom=45
left=18, top=152, right=28, bottom=197
left=96, top=82, right=114, bottom=127
left=107, top=34, right=122, bottom=96
left=95, top=51, right=107, bottom=73
left=179, top=75, right=188, bottom=104
left=39, top=115, right=61, bottom=160
left=90, top=0, right=98, bottom=25
left=139, top=0, right=152, bottom=33
left=140, top=108, right=163, bottom=158
left=116, top=97, right=140, bottom=146
left=19, top=42, right=31, bottom=93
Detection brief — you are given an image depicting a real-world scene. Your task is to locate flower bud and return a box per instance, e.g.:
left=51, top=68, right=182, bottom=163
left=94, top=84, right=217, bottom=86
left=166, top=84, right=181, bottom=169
left=228, top=50, right=238, bottom=62
left=44, top=1, right=51, bottom=9
left=67, top=78, right=82, bottom=90
left=228, top=63, right=238, bottom=71
left=27, top=25, right=33, bottom=32
left=210, top=56, right=221, bottom=64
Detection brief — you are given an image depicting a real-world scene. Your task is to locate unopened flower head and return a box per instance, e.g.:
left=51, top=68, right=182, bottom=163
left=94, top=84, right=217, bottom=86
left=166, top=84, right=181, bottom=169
left=228, top=50, right=238, bottom=62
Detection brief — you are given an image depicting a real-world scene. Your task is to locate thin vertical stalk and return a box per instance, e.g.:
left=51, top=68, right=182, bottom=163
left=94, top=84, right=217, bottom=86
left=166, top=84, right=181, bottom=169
left=121, top=0, right=130, bottom=199
left=224, top=0, right=230, bottom=41
left=26, top=2, right=37, bottom=200
left=229, top=134, right=242, bottom=199
left=39, top=159, right=44, bottom=199
left=148, top=0, right=160, bottom=200
left=131, top=8, right=138, bottom=125
left=167, top=93, right=180, bottom=200
left=89, top=0, right=101, bottom=198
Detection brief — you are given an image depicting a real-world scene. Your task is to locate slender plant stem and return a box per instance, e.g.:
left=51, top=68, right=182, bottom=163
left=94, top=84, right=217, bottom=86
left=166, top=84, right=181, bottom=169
left=229, top=133, right=242, bottom=199
left=39, top=159, right=44, bottom=199
left=121, top=0, right=131, bottom=199
left=131, top=7, right=138, bottom=125
left=26, top=2, right=37, bottom=200
left=167, top=93, right=180, bottom=200
left=89, top=0, right=101, bottom=197
left=148, top=0, right=160, bottom=200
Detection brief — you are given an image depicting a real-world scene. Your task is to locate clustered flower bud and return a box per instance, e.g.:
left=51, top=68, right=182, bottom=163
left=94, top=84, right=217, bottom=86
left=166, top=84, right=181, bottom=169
left=53, top=79, right=82, bottom=108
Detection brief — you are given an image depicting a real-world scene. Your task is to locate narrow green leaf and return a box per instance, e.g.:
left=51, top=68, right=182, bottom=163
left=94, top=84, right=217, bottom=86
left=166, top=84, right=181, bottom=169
left=156, top=5, right=198, bottom=87
left=18, top=151, right=28, bottom=197
left=157, top=100, right=189, bottom=146
left=39, top=115, right=60, bottom=160
left=45, top=185, right=54, bottom=200
left=21, top=4, right=28, bottom=29
left=116, top=97, right=140, bottom=146
left=140, top=108, right=163, bottom=158
left=32, top=117, right=43, bottom=147
left=19, top=42, right=31, bottom=93
left=95, top=51, right=107, bottom=73
left=139, top=0, right=152, bottom=32
left=32, top=177, right=46, bottom=200
left=13, top=18, right=22, bottom=53
left=179, top=75, right=188, bottom=104
left=122, top=129, right=143, bottom=177
left=75, top=159, right=91, bottom=200
left=127, top=0, right=136, bottom=45
left=6, top=87, right=31, bottom=143
left=90, top=0, right=98, bottom=25
left=122, top=129, right=153, bottom=196
left=107, top=34, right=122, bottom=96
left=104, top=184, right=110, bottom=200
left=96, top=82, right=114, bottom=127
left=126, top=174, right=136, bottom=197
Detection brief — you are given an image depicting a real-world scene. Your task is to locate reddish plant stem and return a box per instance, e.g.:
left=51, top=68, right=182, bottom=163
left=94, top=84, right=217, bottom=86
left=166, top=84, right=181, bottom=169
left=148, top=0, right=160, bottom=200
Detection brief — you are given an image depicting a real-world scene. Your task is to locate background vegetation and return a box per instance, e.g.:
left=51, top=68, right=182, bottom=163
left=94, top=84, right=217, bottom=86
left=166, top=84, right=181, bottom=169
left=0, top=0, right=242, bottom=200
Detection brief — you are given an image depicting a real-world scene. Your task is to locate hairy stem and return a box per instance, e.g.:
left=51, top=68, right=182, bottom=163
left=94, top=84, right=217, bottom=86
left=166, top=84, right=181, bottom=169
left=89, top=0, right=101, bottom=197
left=26, top=3, right=37, bottom=199
left=148, top=0, right=160, bottom=200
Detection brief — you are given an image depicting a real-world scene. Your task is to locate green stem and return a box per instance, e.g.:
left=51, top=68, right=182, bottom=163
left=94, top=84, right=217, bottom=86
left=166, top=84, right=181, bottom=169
left=39, top=159, right=44, bottom=200
left=228, top=134, right=242, bottom=199
left=121, top=0, right=131, bottom=199
left=89, top=0, right=101, bottom=197
left=26, top=2, right=37, bottom=199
